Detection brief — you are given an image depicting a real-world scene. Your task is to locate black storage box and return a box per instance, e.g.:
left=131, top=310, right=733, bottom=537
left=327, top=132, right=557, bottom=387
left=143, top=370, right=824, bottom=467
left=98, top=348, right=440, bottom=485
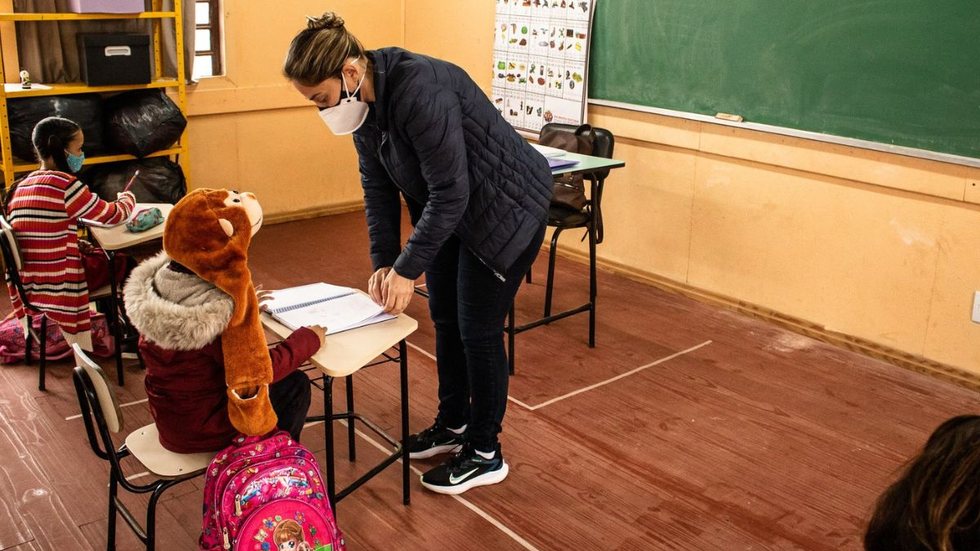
left=76, top=33, right=151, bottom=86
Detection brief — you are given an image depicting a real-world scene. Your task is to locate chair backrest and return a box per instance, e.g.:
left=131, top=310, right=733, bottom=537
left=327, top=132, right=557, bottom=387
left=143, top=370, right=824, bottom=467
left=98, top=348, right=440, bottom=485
left=540, top=124, right=615, bottom=242
left=0, top=215, right=22, bottom=272
left=72, top=343, right=123, bottom=433
left=0, top=214, right=47, bottom=314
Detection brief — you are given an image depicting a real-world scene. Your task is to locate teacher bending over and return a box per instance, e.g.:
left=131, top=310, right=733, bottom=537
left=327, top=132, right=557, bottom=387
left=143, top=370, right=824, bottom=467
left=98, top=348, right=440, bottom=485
left=285, top=13, right=552, bottom=495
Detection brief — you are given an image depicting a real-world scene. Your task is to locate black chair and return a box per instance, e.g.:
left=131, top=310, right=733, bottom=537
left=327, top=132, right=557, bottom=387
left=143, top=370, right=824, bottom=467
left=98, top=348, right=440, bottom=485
left=507, top=123, right=615, bottom=374
left=71, top=344, right=213, bottom=550
left=0, top=215, right=51, bottom=389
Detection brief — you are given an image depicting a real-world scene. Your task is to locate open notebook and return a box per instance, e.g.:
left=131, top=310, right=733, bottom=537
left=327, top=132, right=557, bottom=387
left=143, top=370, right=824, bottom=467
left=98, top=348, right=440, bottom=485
left=263, top=282, right=395, bottom=335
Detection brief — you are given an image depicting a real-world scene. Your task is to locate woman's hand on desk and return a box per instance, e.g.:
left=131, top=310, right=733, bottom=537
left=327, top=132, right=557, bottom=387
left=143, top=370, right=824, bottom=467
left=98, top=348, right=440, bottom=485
left=368, top=267, right=391, bottom=305
left=369, top=266, right=415, bottom=314
left=381, top=269, right=414, bottom=315
left=307, top=325, right=327, bottom=348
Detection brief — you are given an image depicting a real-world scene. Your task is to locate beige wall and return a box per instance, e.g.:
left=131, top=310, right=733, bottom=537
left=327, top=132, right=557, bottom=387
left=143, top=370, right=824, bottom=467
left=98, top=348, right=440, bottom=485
left=190, top=2, right=980, bottom=377
left=185, top=0, right=404, bottom=219
left=399, top=2, right=980, bottom=376
left=584, top=111, right=980, bottom=375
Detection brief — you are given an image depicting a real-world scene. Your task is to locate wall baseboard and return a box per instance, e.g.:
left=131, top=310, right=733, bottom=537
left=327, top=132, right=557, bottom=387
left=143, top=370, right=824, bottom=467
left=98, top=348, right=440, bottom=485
left=265, top=200, right=365, bottom=225
left=553, top=246, right=980, bottom=392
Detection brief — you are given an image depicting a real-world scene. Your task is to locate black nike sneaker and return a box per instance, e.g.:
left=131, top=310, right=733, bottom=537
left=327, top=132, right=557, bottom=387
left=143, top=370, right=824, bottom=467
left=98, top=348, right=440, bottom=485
left=420, top=443, right=509, bottom=495
left=407, top=421, right=465, bottom=459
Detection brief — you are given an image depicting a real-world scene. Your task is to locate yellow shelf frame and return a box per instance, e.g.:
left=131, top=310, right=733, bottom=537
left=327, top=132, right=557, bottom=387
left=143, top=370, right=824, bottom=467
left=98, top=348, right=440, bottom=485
left=0, top=0, right=188, bottom=190
left=7, top=146, right=182, bottom=172
left=0, top=11, right=176, bottom=22
left=3, top=78, right=180, bottom=98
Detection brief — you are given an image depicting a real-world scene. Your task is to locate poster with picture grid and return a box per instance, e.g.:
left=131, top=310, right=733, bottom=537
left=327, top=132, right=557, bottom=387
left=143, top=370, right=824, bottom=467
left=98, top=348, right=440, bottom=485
left=492, top=0, right=596, bottom=134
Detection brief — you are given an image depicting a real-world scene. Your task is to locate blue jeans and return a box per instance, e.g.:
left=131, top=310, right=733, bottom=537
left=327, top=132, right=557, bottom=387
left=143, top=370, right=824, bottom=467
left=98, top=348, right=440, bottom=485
left=425, top=226, right=546, bottom=452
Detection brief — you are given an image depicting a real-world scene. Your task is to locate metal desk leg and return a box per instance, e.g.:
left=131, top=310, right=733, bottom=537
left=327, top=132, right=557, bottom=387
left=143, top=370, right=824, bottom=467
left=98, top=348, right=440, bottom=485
left=345, top=375, right=356, bottom=461
left=106, top=250, right=124, bottom=386
left=400, top=339, right=411, bottom=504
left=323, top=376, right=336, bottom=510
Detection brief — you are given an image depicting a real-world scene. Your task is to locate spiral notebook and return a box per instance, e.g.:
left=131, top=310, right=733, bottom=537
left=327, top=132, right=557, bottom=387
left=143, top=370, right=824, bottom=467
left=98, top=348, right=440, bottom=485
left=264, top=282, right=395, bottom=335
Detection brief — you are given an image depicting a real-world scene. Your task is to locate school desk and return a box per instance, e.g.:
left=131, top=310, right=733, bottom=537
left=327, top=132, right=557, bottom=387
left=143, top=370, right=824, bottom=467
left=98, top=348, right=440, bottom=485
left=506, top=150, right=626, bottom=373
left=262, top=304, right=418, bottom=508
left=87, top=202, right=173, bottom=384
left=549, top=150, right=625, bottom=176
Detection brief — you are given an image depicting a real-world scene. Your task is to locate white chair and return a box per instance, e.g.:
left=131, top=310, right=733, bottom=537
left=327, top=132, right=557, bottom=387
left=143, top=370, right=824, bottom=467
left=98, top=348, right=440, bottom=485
left=1, top=215, right=117, bottom=389
left=71, top=343, right=214, bottom=550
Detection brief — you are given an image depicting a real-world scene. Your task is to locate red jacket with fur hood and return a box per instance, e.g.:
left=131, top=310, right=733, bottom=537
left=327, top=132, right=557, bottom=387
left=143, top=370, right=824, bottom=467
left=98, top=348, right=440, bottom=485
left=123, top=252, right=319, bottom=453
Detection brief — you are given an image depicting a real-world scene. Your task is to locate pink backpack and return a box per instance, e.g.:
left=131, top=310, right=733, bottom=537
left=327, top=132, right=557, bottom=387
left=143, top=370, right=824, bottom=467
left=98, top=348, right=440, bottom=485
left=199, top=431, right=345, bottom=551
left=0, top=311, right=115, bottom=364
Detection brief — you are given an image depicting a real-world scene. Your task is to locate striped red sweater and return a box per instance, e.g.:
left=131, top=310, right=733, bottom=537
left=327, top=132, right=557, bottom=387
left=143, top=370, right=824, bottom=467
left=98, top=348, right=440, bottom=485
left=6, top=170, right=135, bottom=349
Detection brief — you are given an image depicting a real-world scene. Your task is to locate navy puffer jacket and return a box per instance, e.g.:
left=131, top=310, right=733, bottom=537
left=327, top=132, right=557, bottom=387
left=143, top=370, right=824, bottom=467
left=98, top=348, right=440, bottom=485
left=352, top=48, right=552, bottom=281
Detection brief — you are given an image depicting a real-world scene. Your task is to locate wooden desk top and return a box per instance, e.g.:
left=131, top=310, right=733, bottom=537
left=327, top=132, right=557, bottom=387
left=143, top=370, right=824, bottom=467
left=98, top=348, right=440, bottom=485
left=87, top=203, right=173, bottom=251
left=262, top=307, right=418, bottom=378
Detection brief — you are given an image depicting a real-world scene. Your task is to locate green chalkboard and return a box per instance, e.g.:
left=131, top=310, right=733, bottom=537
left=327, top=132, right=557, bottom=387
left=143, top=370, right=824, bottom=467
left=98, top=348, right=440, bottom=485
left=588, top=1, right=980, bottom=160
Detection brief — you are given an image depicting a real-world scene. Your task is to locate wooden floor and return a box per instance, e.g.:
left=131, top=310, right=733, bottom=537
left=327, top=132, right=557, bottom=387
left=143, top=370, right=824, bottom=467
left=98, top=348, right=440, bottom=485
left=1, top=210, right=978, bottom=550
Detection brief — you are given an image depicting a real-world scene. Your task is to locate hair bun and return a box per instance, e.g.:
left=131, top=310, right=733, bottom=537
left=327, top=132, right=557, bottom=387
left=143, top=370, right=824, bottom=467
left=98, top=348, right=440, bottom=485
left=306, top=12, right=345, bottom=31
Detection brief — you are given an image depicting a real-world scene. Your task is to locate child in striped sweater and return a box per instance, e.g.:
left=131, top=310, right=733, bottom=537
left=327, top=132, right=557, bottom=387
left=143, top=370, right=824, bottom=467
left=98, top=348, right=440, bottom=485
left=4, top=116, right=135, bottom=351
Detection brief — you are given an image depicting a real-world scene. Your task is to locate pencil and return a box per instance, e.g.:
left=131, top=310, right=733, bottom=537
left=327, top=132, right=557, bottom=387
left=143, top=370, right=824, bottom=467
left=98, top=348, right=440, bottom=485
left=122, top=170, right=140, bottom=193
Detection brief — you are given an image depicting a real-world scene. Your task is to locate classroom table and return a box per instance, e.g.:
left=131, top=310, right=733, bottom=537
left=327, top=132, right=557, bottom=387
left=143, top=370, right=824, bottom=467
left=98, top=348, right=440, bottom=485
left=549, top=150, right=626, bottom=176
left=507, top=149, right=627, bottom=373
left=87, top=203, right=173, bottom=384
left=262, top=307, right=418, bottom=508
left=86, top=203, right=172, bottom=252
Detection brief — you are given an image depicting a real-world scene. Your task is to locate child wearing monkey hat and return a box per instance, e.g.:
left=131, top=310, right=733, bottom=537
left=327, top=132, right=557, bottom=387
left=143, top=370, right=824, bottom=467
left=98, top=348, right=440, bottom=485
left=123, top=188, right=324, bottom=453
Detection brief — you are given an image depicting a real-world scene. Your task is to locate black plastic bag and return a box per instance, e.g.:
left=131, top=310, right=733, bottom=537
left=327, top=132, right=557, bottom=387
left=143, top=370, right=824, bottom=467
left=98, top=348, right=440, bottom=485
left=82, top=158, right=186, bottom=205
left=8, top=94, right=105, bottom=161
left=104, top=90, right=187, bottom=158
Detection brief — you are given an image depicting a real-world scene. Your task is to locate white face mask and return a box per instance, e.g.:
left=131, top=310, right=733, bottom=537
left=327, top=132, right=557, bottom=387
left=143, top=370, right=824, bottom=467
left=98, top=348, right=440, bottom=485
left=318, top=69, right=369, bottom=135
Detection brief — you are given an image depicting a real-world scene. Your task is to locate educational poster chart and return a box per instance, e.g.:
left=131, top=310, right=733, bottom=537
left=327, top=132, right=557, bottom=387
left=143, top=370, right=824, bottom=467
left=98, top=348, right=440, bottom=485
left=492, top=0, right=596, bottom=134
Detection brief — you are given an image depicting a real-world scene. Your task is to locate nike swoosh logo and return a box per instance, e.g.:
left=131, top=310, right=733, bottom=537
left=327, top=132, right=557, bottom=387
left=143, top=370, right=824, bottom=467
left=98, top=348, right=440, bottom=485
left=449, top=468, right=480, bottom=485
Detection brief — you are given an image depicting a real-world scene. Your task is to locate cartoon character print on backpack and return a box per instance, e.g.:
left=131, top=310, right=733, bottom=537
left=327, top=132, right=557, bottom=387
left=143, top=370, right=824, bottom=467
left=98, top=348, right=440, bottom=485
left=199, top=431, right=344, bottom=551
left=238, top=503, right=337, bottom=551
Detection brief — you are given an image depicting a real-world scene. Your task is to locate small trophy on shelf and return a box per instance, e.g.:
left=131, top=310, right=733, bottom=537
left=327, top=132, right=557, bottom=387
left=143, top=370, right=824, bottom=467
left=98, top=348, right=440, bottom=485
left=18, top=69, right=31, bottom=90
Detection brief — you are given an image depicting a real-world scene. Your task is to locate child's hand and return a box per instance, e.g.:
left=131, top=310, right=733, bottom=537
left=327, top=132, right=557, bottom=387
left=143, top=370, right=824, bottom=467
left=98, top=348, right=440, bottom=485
left=308, top=325, right=326, bottom=348
left=255, top=285, right=273, bottom=310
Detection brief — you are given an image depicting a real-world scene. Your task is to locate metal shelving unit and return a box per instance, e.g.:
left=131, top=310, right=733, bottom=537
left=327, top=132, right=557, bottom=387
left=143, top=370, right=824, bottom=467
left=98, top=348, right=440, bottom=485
left=0, top=1, right=188, bottom=189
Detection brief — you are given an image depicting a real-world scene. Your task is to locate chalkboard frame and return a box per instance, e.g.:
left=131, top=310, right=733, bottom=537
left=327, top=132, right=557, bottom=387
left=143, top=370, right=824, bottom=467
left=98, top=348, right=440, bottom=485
left=588, top=98, right=980, bottom=169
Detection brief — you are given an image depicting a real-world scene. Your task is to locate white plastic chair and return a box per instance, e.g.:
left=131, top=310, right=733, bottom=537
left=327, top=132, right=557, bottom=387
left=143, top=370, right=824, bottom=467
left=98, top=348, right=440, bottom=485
left=71, top=343, right=214, bottom=550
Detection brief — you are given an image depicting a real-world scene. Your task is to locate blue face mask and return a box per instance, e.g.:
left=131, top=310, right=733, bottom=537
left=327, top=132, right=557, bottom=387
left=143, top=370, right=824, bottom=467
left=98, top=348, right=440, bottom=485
left=65, top=150, right=85, bottom=173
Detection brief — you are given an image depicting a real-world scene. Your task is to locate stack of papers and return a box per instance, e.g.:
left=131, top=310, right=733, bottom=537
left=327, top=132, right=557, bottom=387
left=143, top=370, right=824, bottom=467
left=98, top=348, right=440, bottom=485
left=531, top=143, right=568, bottom=158
left=548, top=157, right=580, bottom=169
left=531, top=143, right=580, bottom=169
left=263, top=282, right=395, bottom=335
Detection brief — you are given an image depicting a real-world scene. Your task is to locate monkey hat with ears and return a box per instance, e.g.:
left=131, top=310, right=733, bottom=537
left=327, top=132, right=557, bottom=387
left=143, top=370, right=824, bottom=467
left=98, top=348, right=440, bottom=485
left=162, top=188, right=276, bottom=436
